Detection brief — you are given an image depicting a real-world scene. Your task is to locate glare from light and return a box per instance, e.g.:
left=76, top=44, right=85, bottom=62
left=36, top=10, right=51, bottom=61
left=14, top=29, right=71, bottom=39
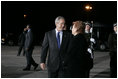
left=90, top=7, right=92, bottom=9
left=85, top=5, right=92, bottom=10
left=85, top=5, right=90, bottom=10
left=24, top=14, right=27, bottom=18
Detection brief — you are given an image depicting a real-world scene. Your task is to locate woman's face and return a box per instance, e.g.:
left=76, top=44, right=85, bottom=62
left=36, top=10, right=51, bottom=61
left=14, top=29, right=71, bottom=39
left=72, top=24, right=77, bottom=35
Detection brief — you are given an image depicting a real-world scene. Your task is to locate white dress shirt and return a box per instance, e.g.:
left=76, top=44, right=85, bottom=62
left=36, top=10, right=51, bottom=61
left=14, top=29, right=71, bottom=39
left=27, top=29, right=31, bottom=32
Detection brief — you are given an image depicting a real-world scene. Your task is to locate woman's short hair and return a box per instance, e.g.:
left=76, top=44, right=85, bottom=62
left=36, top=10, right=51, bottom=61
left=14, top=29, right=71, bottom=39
left=73, top=21, right=85, bottom=33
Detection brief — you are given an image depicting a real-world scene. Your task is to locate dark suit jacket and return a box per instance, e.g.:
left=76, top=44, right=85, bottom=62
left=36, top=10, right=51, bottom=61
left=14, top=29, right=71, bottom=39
left=64, top=33, right=90, bottom=77
left=108, top=32, right=117, bottom=67
left=108, top=32, right=117, bottom=53
left=24, top=29, right=34, bottom=49
left=40, top=29, right=71, bottom=72
left=18, top=31, right=26, bottom=46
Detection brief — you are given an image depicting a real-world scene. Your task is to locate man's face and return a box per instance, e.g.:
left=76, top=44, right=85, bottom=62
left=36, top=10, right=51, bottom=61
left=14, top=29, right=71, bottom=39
left=114, top=26, right=117, bottom=32
left=26, top=25, right=30, bottom=30
left=63, top=25, right=67, bottom=30
left=56, top=19, right=65, bottom=31
left=85, top=25, right=91, bottom=31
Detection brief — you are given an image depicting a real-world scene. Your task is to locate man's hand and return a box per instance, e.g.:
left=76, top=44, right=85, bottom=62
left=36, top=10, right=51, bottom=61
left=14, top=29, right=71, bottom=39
left=40, top=63, right=45, bottom=70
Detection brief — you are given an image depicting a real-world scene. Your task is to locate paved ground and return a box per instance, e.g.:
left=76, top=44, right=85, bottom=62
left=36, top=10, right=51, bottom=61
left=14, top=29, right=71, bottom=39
left=1, top=46, right=110, bottom=78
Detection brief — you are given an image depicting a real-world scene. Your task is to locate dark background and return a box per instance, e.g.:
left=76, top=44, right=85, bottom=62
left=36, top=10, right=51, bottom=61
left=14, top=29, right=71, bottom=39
left=1, top=1, right=117, bottom=45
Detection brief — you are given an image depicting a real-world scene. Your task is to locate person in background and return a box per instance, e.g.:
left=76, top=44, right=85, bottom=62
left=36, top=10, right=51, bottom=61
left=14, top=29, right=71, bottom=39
left=17, top=28, right=27, bottom=56
left=64, top=21, right=91, bottom=78
left=84, top=22, right=96, bottom=77
left=108, top=23, right=117, bottom=78
left=23, top=24, right=38, bottom=71
left=40, top=16, right=71, bottom=78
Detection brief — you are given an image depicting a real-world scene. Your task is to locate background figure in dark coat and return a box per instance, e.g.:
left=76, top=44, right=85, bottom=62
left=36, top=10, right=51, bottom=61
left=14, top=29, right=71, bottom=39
left=17, top=28, right=27, bottom=56
left=84, top=22, right=96, bottom=77
left=23, top=24, right=38, bottom=71
left=108, top=23, right=117, bottom=78
left=64, top=21, right=91, bottom=78
left=40, top=16, right=71, bottom=78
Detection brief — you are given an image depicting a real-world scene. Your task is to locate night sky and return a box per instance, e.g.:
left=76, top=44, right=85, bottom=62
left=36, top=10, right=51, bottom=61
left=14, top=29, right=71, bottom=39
left=1, top=1, right=117, bottom=44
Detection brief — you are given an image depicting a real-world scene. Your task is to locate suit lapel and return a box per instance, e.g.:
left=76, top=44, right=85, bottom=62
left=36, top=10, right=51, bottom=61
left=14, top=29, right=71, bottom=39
left=52, top=30, right=67, bottom=51
left=60, top=31, right=66, bottom=50
left=52, top=29, right=59, bottom=50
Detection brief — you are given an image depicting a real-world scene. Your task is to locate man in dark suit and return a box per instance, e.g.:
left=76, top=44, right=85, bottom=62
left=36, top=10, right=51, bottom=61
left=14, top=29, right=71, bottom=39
left=40, top=16, right=71, bottom=78
left=84, top=22, right=96, bottom=77
left=17, top=28, right=27, bottom=56
left=23, top=24, right=38, bottom=71
left=108, top=23, right=117, bottom=78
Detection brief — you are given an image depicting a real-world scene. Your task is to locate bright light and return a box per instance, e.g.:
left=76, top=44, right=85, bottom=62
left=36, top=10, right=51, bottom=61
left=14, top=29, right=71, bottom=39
left=85, top=5, right=90, bottom=10
left=90, top=7, right=92, bottom=9
left=24, top=14, right=27, bottom=18
left=85, top=5, right=92, bottom=10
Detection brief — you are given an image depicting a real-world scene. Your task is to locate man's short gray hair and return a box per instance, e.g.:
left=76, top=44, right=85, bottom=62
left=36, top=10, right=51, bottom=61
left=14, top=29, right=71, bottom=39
left=55, top=16, right=65, bottom=25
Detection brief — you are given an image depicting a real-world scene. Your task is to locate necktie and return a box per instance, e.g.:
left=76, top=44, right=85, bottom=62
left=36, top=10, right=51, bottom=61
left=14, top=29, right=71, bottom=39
left=57, top=32, right=60, bottom=49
